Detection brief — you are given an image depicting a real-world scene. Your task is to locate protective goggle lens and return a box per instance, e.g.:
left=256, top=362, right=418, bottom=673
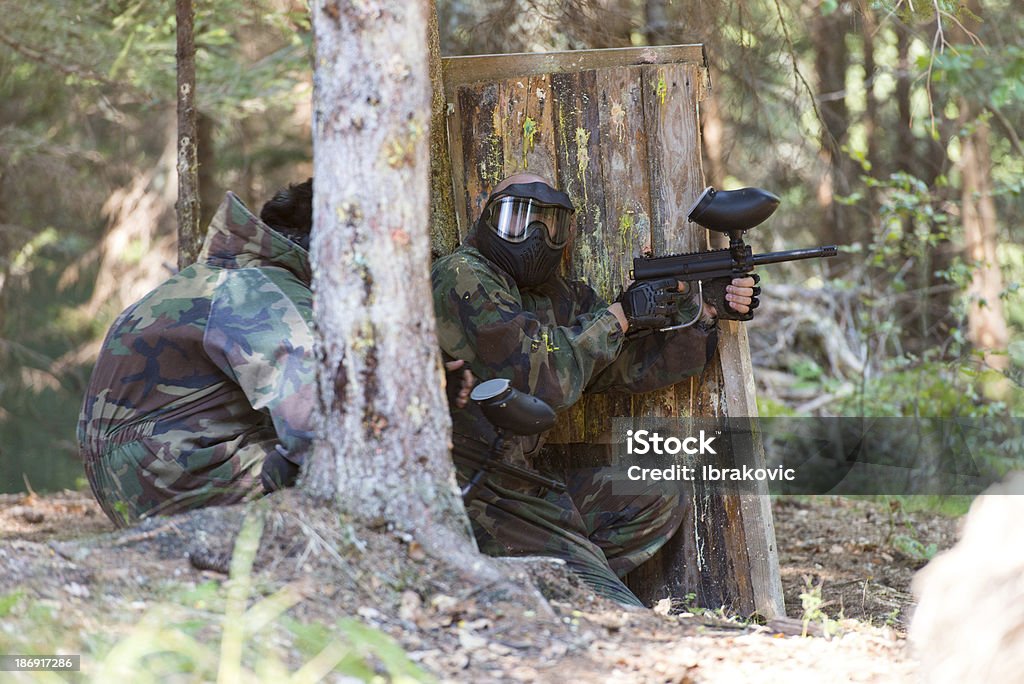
left=486, top=197, right=572, bottom=247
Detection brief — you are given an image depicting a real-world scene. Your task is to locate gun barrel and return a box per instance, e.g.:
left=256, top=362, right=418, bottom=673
left=751, top=245, right=838, bottom=267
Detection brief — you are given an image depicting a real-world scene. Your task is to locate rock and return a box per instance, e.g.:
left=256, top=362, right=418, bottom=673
left=399, top=590, right=423, bottom=623
left=64, top=582, right=90, bottom=598
left=407, top=541, right=426, bottom=562
left=910, top=472, right=1024, bottom=684
left=430, top=594, right=458, bottom=613
left=19, top=508, right=44, bottom=524
left=357, top=606, right=382, bottom=621
left=653, top=598, right=673, bottom=616
left=457, top=629, right=487, bottom=651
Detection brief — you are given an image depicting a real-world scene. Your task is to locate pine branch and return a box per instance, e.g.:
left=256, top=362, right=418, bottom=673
left=0, top=31, right=122, bottom=90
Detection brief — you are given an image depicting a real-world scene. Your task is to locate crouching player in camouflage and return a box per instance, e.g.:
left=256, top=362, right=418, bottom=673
left=432, top=173, right=759, bottom=606
left=77, top=180, right=318, bottom=527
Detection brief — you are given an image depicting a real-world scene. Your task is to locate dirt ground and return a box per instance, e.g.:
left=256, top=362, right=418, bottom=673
left=0, top=489, right=960, bottom=682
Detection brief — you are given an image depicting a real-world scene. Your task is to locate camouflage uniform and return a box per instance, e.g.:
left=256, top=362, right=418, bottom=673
left=433, top=241, right=716, bottom=606
left=78, top=193, right=316, bottom=527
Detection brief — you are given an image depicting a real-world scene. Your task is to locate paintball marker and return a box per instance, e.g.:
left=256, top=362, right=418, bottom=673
left=631, top=186, right=838, bottom=324
left=456, top=378, right=567, bottom=501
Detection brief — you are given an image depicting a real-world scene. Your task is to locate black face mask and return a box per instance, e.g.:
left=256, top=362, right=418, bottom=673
left=475, top=182, right=574, bottom=289
left=475, top=218, right=565, bottom=289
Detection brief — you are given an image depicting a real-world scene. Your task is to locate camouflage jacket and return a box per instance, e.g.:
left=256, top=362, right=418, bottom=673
left=432, top=243, right=714, bottom=468
left=78, top=192, right=316, bottom=526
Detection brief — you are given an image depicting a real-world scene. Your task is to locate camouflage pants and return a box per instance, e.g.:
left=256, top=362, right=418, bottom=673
left=462, top=464, right=684, bottom=607
left=82, top=434, right=264, bottom=527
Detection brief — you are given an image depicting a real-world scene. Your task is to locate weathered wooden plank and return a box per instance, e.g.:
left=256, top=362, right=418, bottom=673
left=719, top=323, right=787, bottom=616
left=497, top=74, right=559, bottom=181
left=443, top=45, right=707, bottom=90
left=642, top=63, right=707, bottom=255
left=625, top=63, right=708, bottom=423
left=591, top=66, right=655, bottom=439
left=551, top=70, right=608, bottom=293
left=544, top=69, right=606, bottom=443
left=623, top=62, right=783, bottom=615
left=454, top=81, right=502, bottom=239
left=596, top=66, right=653, bottom=292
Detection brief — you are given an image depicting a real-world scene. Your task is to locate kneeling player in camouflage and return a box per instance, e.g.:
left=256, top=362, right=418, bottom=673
left=78, top=181, right=318, bottom=526
left=432, top=173, right=759, bottom=606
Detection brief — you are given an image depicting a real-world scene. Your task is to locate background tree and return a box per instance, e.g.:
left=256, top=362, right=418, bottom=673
left=175, top=0, right=202, bottom=267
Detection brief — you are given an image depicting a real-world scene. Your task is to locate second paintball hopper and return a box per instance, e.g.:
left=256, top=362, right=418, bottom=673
left=470, top=378, right=556, bottom=436
left=460, top=378, right=565, bottom=500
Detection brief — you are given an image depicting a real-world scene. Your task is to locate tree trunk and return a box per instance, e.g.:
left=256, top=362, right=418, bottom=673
left=307, top=0, right=473, bottom=547
left=197, top=111, right=219, bottom=230
left=427, top=0, right=458, bottom=259
left=812, top=0, right=853, bottom=251
left=644, top=0, right=670, bottom=45
left=895, top=23, right=913, bottom=174
left=860, top=2, right=878, bottom=186
left=175, top=0, right=201, bottom=268
left=700, top=67, right=728, bottom=249
left=952, top=0, right=1007, bottom=370
left=960, top=117, right=1009, bottom=370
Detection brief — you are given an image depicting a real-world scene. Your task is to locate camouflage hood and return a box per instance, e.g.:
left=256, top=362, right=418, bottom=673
left=198, top=192, right=311, bottom=284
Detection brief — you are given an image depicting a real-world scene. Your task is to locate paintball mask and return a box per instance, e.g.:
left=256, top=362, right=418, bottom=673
left=476, top=182, right=575, bottom=289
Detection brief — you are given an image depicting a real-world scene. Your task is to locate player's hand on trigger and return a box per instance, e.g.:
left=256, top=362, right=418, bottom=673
left=444, top=359, right=476, bottom=409
left=705, top=274, right=760, bottom=317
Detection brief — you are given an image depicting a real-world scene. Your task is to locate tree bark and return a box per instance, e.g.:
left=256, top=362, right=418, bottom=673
left=197, top=111, right=218, bottom=231
left=860, top=3, right=878, bottom=181
left=812, top=0, right=854, bottom=250
left=644, top=0, right=670, bottom=45
left=952, top=0, right=1007, bottom=370
left=894, top=22, right=914, bottom=174
left=427, top=0, right=459, bottom=258
left=961, top=119, right=1009, bottom=370
left=175, top=0, right=202, bottom=268
left=700, top=67, right=728, bottom=249
left=307, top=0, right=473, bottom=546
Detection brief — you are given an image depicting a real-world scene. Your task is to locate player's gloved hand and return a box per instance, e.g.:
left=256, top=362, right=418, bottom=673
left=261, top=445, right=301, bottom=493
left=705, top=273, right=761, bottom=321
left=727, top=273, right=760, bottom=315
left=443, top=358, right=475, bottom=409
left=616, top=278, right=682, bottom=332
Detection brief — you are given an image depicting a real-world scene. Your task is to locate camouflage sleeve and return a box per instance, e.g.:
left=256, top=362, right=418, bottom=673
left=585, top=285, right=714, bottom=394
left=432, top=253, right=625, bottom=412
left=202, top=267, right=317, bottom=462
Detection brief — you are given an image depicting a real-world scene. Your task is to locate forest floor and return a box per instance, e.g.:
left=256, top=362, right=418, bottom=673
left=0, top=489, right=960, bottom=682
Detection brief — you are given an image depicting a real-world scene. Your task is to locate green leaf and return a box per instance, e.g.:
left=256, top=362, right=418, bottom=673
left=336, top=618, right=434, bottom=682
left=0, top=590, right=24, bottom=617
